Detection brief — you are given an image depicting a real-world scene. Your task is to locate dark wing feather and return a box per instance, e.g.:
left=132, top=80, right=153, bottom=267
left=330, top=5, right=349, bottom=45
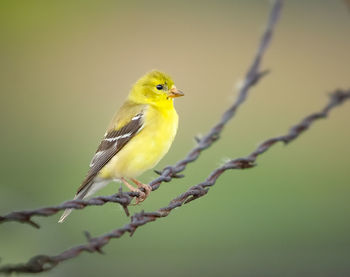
left=77, top=112, right=144, bottom=195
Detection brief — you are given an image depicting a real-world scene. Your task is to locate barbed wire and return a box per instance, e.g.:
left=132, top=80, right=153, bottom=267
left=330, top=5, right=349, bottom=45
left=1, top=88, right=349, bottom=274
left=0, top=0, right=282, bottom=229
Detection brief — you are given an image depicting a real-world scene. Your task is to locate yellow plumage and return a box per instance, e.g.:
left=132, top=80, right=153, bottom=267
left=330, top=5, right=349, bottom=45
left=59, top=70, right=183, bottom=222
left=99, top=102, right=178, bottom=179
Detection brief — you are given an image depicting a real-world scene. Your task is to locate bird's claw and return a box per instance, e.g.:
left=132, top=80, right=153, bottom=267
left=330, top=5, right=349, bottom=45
left=133, top=189, right=146, bottom=205
left=131, top=179, right=152, bottom=205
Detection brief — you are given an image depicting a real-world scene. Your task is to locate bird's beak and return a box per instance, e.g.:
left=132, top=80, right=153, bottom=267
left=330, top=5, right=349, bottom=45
left=168, top=86, right=184, bottom=98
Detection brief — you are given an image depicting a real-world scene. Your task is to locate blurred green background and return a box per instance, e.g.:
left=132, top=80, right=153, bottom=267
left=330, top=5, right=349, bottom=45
left=1, top=0, right=350, bottom=276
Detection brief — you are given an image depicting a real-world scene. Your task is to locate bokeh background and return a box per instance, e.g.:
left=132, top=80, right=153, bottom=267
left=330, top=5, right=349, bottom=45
left=1, top=0, right=350, bottom=276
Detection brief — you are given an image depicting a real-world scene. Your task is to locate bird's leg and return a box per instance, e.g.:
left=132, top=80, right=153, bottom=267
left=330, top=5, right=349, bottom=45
left=130, top=178, right=152, bottom=203
left=121, top=177, right=146, bottom=205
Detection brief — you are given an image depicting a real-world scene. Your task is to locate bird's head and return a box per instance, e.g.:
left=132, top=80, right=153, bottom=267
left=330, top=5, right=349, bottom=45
left=129, top=70, right=184, bottom=106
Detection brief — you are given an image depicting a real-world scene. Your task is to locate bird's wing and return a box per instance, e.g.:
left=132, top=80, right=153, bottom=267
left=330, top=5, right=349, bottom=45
left=76, top=110, right=145, bottom=196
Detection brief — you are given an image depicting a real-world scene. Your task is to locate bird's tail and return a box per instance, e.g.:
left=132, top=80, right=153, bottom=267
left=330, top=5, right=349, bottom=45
left=58, top=195, right=80, bottom=223
left=58, top=179, right=109, bottom=223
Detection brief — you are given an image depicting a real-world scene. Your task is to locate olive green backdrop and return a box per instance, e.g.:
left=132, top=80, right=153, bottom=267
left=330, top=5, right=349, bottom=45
left=1, top=0, right=350, bottom=276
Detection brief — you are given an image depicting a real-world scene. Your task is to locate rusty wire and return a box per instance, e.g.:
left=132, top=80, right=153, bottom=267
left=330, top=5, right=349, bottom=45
left=1, top=88, right=349, bottom=274
left=0, top=0, right=283, bottom=229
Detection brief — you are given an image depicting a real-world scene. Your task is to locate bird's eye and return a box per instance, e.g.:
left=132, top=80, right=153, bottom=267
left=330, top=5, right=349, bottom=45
left=156, top=84, right=163, bottom=90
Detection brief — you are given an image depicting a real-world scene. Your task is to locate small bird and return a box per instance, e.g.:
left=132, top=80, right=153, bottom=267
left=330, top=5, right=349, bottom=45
left=59, top=70, right=184, bottom=222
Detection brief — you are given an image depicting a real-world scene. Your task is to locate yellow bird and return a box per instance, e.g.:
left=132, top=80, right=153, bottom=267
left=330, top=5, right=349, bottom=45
left=59, top=70, right=184, bottom=222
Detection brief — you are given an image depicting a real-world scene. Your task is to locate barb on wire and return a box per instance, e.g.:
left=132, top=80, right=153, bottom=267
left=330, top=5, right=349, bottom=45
left=2, top=89, right=349, bottom=274
left=0, top=0, right=283, bottom=228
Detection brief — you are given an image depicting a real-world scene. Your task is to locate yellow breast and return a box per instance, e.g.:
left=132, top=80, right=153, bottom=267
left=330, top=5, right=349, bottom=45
left=99, top=104, right=178, bottom=179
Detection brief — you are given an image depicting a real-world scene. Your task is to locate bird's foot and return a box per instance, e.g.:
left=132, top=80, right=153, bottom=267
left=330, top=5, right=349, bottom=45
left=121, top=177, right=151, bottom=205
left=131, top=178, right=152, bottom=205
